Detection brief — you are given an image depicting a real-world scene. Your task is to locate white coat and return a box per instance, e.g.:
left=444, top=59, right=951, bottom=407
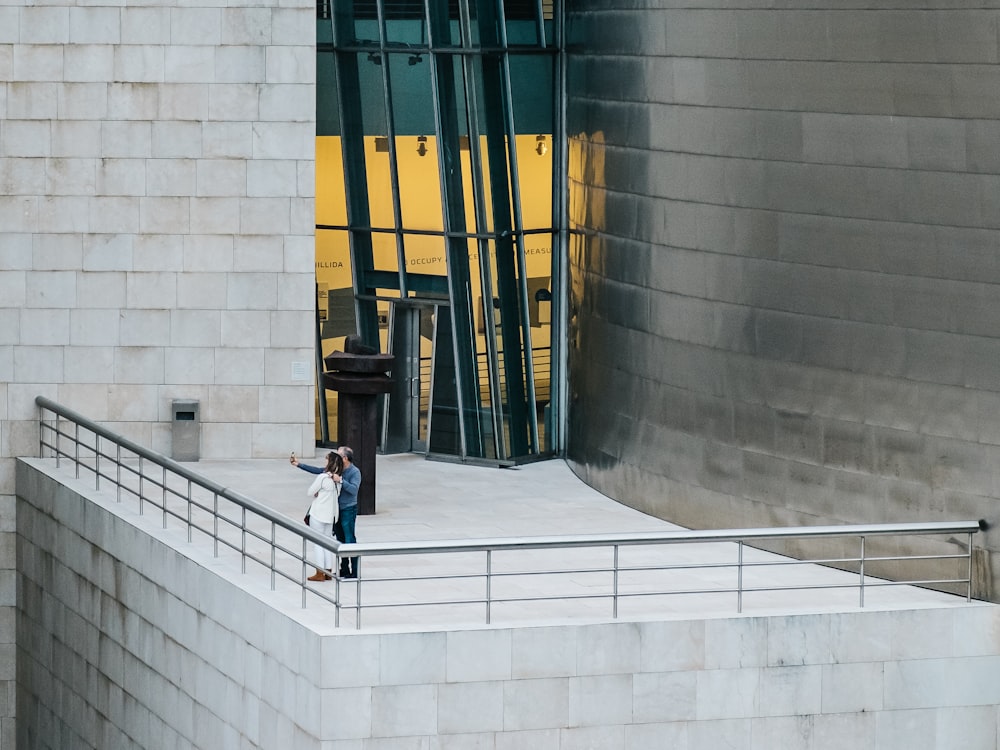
left=307, top=472, right=340, bottom=524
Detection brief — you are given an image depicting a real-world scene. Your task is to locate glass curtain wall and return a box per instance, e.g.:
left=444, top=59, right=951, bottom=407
left=316, top=0, right=562, bottom=463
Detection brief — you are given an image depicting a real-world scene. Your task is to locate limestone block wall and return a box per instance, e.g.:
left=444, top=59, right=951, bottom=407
left=1, top=1, right=316, bottom=736
left=565, top=1, right=1000, bottom=598
left=16, top=459, right=1000, bottom=749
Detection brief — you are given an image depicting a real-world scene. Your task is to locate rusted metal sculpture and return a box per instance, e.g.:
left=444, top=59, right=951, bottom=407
left=322, top=335, right=393, bottom=515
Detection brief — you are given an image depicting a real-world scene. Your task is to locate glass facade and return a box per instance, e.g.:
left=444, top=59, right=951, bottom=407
left=317, top=0, right=563, bottom=464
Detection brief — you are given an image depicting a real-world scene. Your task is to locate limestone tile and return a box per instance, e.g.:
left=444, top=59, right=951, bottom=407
left=444, top=630, right=512, bottom=683
left=203, top=122, right=253, bottom=159
left=259, top=83, right=313, bottom=123
left=234, top=235, right=282, bottom=272
left=266, top=309, right=312, bottom=346
left=175, top=272, right=228, bottom=309
left=252, top=122, right=313, bottom=160
left=246, top=159, right=296, bottom=198
left=626, top=721, right=688, bottom=750
left=429, top=733, right=496, bottom=750
left=68, top=8, right=121, bottom=44
left=106, top=384, right=158, bottom=422
left=810, top=712, right=876, bottom=750
left=1, top=158, right=46, bottom=195
left=54, top=384, right=110, bottom=421
left=438, top=681, right=504, bottom=734
left=12, top=45, right=63, bottom=82
left=889, top=609, right=955, bottom=660
left=0, top=235, right=31, bottom=269
left=258, top=385, right=312, bottom=423
left=886, top=655, right=1000, bottom=710
left=576, top=622, right=640, bottom=676
left=568, top=673, right=632, bottom=727
left=687, top=717, right=752, bottom=750
left=88, top=196, right=140, bottom=234
left=139, top=197, right=190, bottom=234
left=189, top=197, right=241, bottom=235
left=102, top=122, right=152, bottom=158
left=58, top=83, right=108, bottom=120
left=164, top=46, right=216, bottom=85
left=50, top=122, right=102, bottom=159
left=108, top=83, right=159, bottom=121
left=45, top=158, right=97, bottom=196
left=227, top=272, right=278, bottom=310
left=19, top=8, right=70, bottom=44
left=132, top=234, right=183, bottom=272
left=215, top=47, right=266, bottom=84
left=7, top=82, right=58, bottom=120
left=69, top=309, right=120, bottom=346
left=121, top=8, right=170, bottom=45
left=766, top=614, right=833, bottom=667
left=170, top=8, right=222, bottom=46
left=510, top=626, right=577, bottom=680
left=271, top=8, right=312, bottom=45
left=561, top=725, right=625, bottom=750
left=14, top=345, right=64, bottom=383
left=146, top=158, right=196, bottom=197
left=33, top=234, right=83, bottom=270
left=4, top=120, right=51, bottom=157
left=170, top=310, right=222, bottom=348
left=82, top=235, right=132, bottom=273
left=265, top=46, right=313, bottom=85
left=197, top=159, right=247, bottom=197
left=151, top=121, right=202, bottom=159
left=371, top=683, right=437, bottom=738
left=276, top=272, right=315, bottom=312
left=158, top=84, right=209, bottom=122
left=38, top=196, right=89, bottom=233
left=0, top=9, right=15, bottom=43
left=495, top=728, right=559, bottom=750
left=749, top=715, right=813, bottom=750
left=240, top=198, right=290, bottom=235
left=639, top=619, right=705, bottom=672
left=296, top=158, right=314, bottom=198
left=25, top=270, right=76, bottom=308
left=696, top=667, right=760, bottom=720
left=95, top=158, right=145, bottom=196
left=214, top=348, right=264, bottom=385
left=113, top=346, right=164, bottom=383
left=632, top=670, right=696, bottom=723
left=502, top=678, right=569, bottom=731
left=208, top=83, right=260, bottom=122
left=0, top=311, right=17, bottom=345
left=820, top=662, right=883, bottom=714
left=378, top=632, right=447, bottom=686
left=65, top=346, right=116, bottom=383
left=282, top=234, right=315, bottom=273
left=126, top=272, right=177, bottom=309
left=0, top=270, right=27, bottom=307
left=219, top=309, right=271, bottom=348
left=0, top=197, right=39, bottom=233
left=952, top=606, right=1000, bottom=657
left=221, top=8, right=271, bottom=45
left=930, top=705, right=998, bottom=748
left=64, top=45, right=115, bottom=83
left=120, top=309, right=170, bottom=346
left=758, top=664, right=821, bottom=717
left=320, top=686, right=372, bottom=740
left=318, top=635, right=380, bottom=690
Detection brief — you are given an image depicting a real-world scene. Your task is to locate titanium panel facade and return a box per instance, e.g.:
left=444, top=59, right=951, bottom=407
left=566, top=0, right=1000, bottom=598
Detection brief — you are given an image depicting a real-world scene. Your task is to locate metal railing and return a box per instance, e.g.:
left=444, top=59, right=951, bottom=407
left=35, top=396, right=984, bottom=630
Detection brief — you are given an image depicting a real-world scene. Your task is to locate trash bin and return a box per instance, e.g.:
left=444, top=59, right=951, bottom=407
left=171, top=399, right=200, bottom=461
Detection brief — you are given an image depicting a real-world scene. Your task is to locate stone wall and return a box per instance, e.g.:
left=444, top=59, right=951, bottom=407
left=566, top=0, right=1000, bottom=598
left=16, top=459, right=1000, bottom=748
left=1, top=0, right=316, bottom=738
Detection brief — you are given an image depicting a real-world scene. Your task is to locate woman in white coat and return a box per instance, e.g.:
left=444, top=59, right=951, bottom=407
left=306, top=452, right=342, bottom=581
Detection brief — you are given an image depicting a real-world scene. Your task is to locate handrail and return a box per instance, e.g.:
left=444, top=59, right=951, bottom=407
left=34, top=396, right=985, bottom=630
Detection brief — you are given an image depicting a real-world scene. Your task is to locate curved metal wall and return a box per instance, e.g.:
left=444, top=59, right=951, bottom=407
left=565, top=1, right=1000, bottom=598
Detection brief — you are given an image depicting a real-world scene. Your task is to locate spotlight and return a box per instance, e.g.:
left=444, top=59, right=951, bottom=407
left=416, top=135, right=428, bottom=157
left=535, top=135, right=547, bottom=156
left=367, top=52, right=382, bottom=65
left=408, top=54, right=423, bottom=66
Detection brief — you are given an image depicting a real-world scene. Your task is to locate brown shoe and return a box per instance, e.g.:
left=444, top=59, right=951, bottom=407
left=307, top=569, right=327, bottom=582
left=324, top=570, right=333, bottom=580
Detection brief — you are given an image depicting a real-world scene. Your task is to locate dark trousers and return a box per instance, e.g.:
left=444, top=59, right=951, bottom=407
left=335, top=505, right=358, bottom=576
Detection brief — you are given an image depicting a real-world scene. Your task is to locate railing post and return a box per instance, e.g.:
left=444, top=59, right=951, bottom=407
left=94, top=434, right=100, bottom=490
left=613, top=545, right=619, bottom=619
left=270, top=523, right=277, bottom=590
left=74, top=423, right=80, bottom=478
left=737, top=541, right=744, bottom=613
left=859, top=536, right=866, bottom=608
left=967, top=531, right=974, bottom=602
left=162, top=466, right=168, bottom=529
left=486, top=549, right=492, bottom=625
left=116, top=444, right=122, bottom=502
left=186, top=479, right=193, bottom=543
left=138, top=456, right=144, bottom=514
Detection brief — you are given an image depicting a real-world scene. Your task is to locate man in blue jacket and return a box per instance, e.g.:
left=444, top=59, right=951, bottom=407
left=291, top=446, right=361, bottom=578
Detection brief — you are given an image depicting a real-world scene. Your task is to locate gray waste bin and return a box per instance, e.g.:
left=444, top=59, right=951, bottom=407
left=171, top=399, right=200, bottom=461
